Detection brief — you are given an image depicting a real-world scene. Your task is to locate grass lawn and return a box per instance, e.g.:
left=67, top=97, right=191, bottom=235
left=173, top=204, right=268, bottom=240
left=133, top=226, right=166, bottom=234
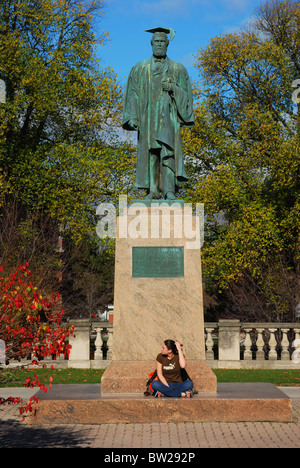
left=0, top=367, right=299, bottom=388
left=214, top=369, right=300, bottom=386
left=0, top=368, right=105, bottom=387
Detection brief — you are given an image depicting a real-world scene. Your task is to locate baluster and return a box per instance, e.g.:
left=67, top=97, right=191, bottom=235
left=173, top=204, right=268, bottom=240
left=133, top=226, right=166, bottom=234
left=244, top=329, right=253, bottom=360
left=268, top=328, right=278, bottom=360
left=281, top=329, right=290, bottom=360
left=94, top=327, right=103, bottom=360
left=0, top=339, right=5, bottom=366
left=256, top=328, right=265, bottom=360
left=205, top=328, right=215, bottom=360
left=106, top=329, right=113, bottom=360
left=292, top=329, right=300, bottom=363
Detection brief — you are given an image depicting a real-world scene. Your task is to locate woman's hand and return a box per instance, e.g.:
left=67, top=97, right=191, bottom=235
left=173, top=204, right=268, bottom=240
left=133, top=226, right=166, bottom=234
left=175, top=341, right=182, bottom=351
left=175, top=341, right=187, bottom=369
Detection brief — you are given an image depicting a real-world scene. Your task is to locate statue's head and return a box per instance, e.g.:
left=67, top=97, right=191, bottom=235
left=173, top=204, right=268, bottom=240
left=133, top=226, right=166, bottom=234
left=145, top=27, right=175, bottom=58
left=151, top=32, right=169, bottom=57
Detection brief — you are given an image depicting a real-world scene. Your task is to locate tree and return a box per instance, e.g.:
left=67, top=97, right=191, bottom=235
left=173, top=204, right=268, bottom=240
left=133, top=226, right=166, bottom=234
left=0, top=1, right=137, bottom=314
left=0, top=195, right=63, bottom=294
left=0, top=263, right=74, bottom=419
left=59, top=233, right=115, bottom=318
left=183, top=0, right=300, bottom=321
left=0, top=0, right=133, bottom=242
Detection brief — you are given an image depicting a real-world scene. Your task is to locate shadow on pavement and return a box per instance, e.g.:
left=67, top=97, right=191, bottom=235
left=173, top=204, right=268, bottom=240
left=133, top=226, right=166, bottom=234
left=0, top=419, right=91, bottom=448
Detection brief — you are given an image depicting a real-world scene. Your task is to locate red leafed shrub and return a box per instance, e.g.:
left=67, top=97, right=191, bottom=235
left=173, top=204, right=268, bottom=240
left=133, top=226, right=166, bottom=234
left=0, top=263, right=74, bottom=420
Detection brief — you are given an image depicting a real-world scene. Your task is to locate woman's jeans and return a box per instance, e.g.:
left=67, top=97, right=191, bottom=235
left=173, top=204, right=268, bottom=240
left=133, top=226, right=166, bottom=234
left=151, top=379, right=193, bottom=397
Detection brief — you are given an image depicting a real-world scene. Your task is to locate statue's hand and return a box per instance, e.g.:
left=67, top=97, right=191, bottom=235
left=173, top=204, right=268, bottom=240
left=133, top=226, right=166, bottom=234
left=128, top=119, right=139, bottom=130
left=162, top=78, right=174, bottom=93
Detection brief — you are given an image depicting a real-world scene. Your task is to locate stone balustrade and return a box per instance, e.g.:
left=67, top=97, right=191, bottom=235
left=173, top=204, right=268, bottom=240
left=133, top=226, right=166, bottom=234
left=4, top=319, right=300, bottom=369
left=205, top=320, right=300, bottom=369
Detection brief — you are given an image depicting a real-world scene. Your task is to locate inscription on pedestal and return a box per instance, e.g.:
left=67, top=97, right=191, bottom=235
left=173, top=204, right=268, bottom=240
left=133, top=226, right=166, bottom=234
left=132, top=246, right=184, bottom=278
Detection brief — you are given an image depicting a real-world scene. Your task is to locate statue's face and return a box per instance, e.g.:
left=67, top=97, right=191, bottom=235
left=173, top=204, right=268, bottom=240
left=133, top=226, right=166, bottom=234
left=151, top=33, right=169, bottom=57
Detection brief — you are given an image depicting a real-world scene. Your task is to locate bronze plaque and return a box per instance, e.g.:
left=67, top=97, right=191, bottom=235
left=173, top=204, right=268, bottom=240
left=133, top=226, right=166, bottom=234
left=132, top=246, right=184, bottom=278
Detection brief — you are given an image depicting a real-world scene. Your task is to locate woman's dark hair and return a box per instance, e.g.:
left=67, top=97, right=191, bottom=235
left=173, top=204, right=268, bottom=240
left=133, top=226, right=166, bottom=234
left=164, top=339, right=178, bottom=355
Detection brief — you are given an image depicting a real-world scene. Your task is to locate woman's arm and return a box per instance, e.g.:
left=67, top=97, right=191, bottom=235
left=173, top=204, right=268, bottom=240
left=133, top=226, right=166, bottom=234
left=175, top=341, right=187, bottom=368
left=156, top=361, right=169, bottom=387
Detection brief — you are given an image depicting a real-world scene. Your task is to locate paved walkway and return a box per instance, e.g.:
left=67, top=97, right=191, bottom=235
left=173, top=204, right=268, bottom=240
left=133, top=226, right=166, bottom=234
left=0, top=387, right=300, bottom=448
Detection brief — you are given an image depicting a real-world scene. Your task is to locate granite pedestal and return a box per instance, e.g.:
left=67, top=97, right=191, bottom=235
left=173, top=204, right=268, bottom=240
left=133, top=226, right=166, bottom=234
left=101, top=202, right=217, bottom=395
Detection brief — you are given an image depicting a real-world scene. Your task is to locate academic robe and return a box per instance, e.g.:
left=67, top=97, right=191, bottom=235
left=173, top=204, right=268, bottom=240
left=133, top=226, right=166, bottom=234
left=122, top=56, right=194, bottom=190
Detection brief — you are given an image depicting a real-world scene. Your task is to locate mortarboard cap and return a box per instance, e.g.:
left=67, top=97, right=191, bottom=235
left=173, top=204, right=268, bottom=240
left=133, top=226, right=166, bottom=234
left=145, top=27, right=176, bottom=41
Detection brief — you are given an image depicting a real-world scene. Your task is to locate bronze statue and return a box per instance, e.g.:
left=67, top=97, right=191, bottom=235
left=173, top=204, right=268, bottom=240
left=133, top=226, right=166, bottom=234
left=123, top=27, right=194, bottom=200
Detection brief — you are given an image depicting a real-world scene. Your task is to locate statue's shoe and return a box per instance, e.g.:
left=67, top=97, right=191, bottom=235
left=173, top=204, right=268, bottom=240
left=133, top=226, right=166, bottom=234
left=144, top=191, right=159, bottom=200
left=165, top=192, right=176, bottom=200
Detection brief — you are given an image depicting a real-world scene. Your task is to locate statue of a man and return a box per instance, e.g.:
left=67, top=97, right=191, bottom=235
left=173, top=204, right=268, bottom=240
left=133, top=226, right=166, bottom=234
left=122, top=27, right=194, bottom=200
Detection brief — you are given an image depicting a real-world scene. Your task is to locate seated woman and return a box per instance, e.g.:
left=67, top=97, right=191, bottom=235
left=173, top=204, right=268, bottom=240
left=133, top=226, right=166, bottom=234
left=152, top=339, right=194, bottom=398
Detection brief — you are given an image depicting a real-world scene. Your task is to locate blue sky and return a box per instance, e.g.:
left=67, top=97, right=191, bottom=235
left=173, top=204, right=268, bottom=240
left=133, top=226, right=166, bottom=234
left=97, top=0, right=263, bottom=85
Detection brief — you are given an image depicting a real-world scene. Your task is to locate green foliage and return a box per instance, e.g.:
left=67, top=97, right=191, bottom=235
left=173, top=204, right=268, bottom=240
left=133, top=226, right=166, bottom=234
left=0, top=0, right=135, bottom=242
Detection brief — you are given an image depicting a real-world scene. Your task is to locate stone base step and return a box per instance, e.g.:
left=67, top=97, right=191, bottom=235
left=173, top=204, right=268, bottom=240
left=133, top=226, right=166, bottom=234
left=29, top=383, right=292, bottom=425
